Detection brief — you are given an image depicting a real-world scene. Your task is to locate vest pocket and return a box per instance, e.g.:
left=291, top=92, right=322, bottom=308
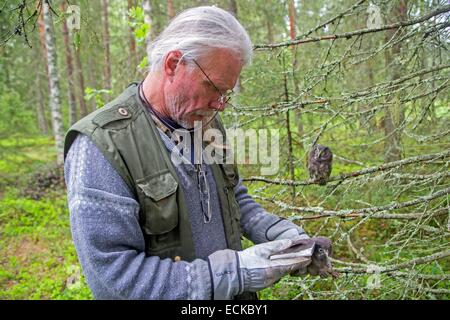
left=136, top=170, right=179, bottom=235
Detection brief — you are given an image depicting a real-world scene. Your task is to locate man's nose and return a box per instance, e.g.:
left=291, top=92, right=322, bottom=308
left=208, top=100, right=226, bottom=111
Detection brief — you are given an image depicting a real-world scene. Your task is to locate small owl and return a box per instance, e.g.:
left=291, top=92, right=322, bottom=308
left=274, top=236, right=339, bottom=278
left=307, top=144, right=333, bottom=185
left=306, top=237, right=339, bottom=278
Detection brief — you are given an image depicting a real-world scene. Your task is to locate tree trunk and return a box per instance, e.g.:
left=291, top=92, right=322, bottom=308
left=288, top=0, right=304, bottom=150
left=167, top=0, right=175, bottom=18
left=36, top=74, right=49, bottom=135
left=228, top=0, right=242, bottom=93
left=288, top=0, right=296, bottom=41
left=34, top=1, right=49, bottom=134
left=73, top=45, right=88, bottom=117
left=229, top=0, right=238, bottom=17
left=264, top=8, right=275, bottom=43
left=128, top=0, right=137, bottom=74
left=102, top=0, right=112, bottom=90
left=0, top=46, right=11, bottom=88
left=283, top=53, right=296, bottom=202
left=60, top=2, right=78, bottom=126
left=37, top=4, right=49, bottom=80
left=383, top=0, right=407, bottom=163
left=42, top=0, right=64, bottom=165
left=143, top=0, right=153, bottom=65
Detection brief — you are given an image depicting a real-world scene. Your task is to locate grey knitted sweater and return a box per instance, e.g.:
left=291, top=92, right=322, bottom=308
left=65, top=128, right=306, bottom=300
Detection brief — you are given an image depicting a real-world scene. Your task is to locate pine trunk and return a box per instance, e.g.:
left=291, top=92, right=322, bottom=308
left=35, top=1, right=49, bottom=134
left=37, top=4, right=49, bottom=80
left=60, top=2, right=78, bottom=126
left=288, top=0, right=304, bottom=150
left=36, top=75, right=49, bottom=135
left=128, top=0, right=137, bottom=74
left=228, top=0, right=242, bottom=93
left=102, top=0, right=112, bottom=90
left=143, top=0, right=153, bottom=64
left=73, top=46, right=88, bottom=116
left=167, top=0, right=175, bottom=18
left=383, top=0, right=407, bottom=163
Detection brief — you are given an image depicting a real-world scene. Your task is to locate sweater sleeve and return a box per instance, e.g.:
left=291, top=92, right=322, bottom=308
left=234, top=178, right=309, bottom=244
left=64, top=133, right=211, bottom=300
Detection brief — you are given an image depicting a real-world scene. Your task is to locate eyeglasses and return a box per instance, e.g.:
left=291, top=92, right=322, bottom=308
left=192, top=59, right=234, bottom=107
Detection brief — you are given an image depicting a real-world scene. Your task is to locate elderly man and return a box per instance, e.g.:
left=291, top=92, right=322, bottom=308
left=64, top=6, right=332, bottom=300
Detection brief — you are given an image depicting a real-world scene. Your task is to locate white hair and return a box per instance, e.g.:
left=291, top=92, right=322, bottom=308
left=147, top=6, right=253, bottom=72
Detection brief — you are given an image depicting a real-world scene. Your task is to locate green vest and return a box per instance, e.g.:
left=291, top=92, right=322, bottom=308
left=64, top=84, right=257, bottom=299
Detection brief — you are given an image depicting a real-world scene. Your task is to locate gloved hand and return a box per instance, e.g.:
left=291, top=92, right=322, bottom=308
left=273, top=236, right=338, bottom=278
left=268, top=218, right=310, bottom=241
left=207, top=239, right=313, bottom=299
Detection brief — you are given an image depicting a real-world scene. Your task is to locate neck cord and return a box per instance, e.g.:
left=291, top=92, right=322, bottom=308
left=137, top=81, right=188, bottom=132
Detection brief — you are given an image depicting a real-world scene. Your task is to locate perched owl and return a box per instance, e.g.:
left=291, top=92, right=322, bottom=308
left=307, top=144, right=333, bottom=185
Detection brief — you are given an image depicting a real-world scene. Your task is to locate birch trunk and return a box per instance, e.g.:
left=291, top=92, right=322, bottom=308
left=42, top=0, right=64, bottom=165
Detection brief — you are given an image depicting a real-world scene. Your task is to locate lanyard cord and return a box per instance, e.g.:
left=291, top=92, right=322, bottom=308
left=137, top=81, right=190, bottom=133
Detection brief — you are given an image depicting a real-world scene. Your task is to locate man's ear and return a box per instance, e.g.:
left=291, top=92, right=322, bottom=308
left=164, top=50, right=183, bottom=81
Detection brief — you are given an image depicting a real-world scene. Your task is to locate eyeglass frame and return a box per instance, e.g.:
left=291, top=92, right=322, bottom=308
left=191, top=58, right=235, bottom=107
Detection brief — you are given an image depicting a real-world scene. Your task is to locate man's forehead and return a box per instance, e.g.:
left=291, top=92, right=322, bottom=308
left=198, top=50, right=242, bottom=88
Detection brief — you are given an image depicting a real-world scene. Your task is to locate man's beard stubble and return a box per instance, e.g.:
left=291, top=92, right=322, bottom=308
left=166, top=93, right=216, bottom=130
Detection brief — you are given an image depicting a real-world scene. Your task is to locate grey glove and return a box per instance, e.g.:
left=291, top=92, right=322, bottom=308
left=267, top=218, right=310, bottom=241
left=207, top=239, right=312, bottom=300
left=272, top=236, right=338, bottom=278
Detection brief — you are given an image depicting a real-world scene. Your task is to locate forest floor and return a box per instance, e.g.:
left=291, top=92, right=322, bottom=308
left=0, top=136, right=91, bottom=299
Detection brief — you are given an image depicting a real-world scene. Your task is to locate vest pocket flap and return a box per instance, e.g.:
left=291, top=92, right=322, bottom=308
left=137, top=172, right=178, bottom=201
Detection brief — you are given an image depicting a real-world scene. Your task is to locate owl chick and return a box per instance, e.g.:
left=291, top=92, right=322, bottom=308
left=272, top=236, right=339, bottom=278
left=306, top=236, right=339, bottom=278
left=307, top=144, right=333, bottom=185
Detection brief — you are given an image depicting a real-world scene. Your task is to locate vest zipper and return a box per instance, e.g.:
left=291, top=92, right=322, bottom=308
left=224, top=186, right=235, bottom=235
left=196, top=164, right=212, bottom=223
